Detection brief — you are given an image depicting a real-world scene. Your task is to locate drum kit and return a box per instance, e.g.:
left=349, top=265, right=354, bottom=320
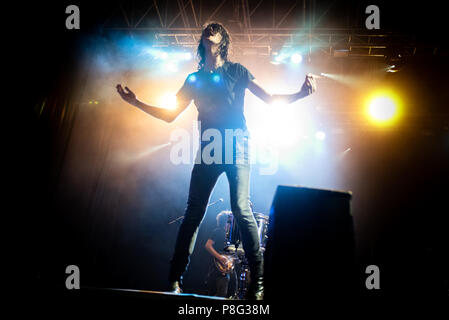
left=215, top=210, right=269, bottom=299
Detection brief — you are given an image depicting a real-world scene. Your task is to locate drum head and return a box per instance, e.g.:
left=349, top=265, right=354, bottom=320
left=254, top=212, right=269, bottom=221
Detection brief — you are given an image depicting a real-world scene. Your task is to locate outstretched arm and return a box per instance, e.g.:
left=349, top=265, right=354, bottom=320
left=247, top=74, right=316, bottom=105
left=116, top=84, right=191, bottom=123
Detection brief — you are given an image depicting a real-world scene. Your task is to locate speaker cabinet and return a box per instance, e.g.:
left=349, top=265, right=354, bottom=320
left=264, top=185, right=355, bottom=299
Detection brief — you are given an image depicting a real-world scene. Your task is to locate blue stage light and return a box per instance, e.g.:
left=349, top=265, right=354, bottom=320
left=212, top=74, right=220, bottom=83
left=155, top=51, right=168, bottom=60
left=273, top=53, right=286, bottom=64
left=290, top=53, right=303, bottom=64
left=188, top=74, right=197, bottom=82
left=164, top=62, right=178, bottom=72
left=315, top=131, right=326, bottom=140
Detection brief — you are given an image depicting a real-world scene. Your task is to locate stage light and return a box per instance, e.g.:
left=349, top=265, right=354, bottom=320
left=172, top=51, right=193, bottom=61
left=317, top=73, right=360, bottom=87
left=272, top=52, right=303, bottom=65
left=366, top=91, right=401, bottom=125
left=212, top=74, right=221, bottom=83
left=256, top=107, right=302, bottom=147
left=183, top=52, right=192, bottom=60
left=315, top=131, right=326, bottom=140
left=290, top=53, right=303, bottom=64
left=368, top=97, right=396, bottom=120
left=158, top=93, right=177, bottom=109
left=150, top=50, right=169, bottom=60
left=386, top=65, right=399, bottom=73
left=270, top=98, right=286, bottom=108
left=159, top=52, right=169, bottom=60
left=336, top=147, right=352, bottom=161
left=249, top=100, right=312, bottom=149
left=115, top=142, right=172, bottom=163
left=165, top=62, right=178, bottom=72
left=188, top=74, right=197, bottom=83
left=272, top=53, right=286, bottom=65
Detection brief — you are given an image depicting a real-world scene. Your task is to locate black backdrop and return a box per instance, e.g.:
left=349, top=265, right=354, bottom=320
left=11, top=0, right=449, bottom=307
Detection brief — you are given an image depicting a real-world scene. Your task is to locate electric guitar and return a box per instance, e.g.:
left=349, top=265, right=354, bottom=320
left=214, top=254, right=239, bottom=274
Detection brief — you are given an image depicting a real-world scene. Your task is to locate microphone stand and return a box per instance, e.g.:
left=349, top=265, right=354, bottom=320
left=168, top=198, right=223, bottom=224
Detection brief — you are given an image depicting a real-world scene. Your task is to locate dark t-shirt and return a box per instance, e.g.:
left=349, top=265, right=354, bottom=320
left=210, top=227, right=226, bottom=254
left=176, top=61, right=255, bottom=134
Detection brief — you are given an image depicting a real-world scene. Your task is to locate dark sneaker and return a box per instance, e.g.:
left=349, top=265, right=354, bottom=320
left=245, top=277, right=264, bottom=300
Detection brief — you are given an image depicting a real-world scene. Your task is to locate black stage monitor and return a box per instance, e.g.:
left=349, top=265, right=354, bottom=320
left=264, top=185, right=355, bottom=300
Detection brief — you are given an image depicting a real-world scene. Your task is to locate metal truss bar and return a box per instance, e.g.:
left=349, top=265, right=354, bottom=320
left=153, top=0, right=164, bottom=27
left=134, top=3, right=155, bottom=28
left=249, top=0, right=264, bottom=17
left=119, top=3, right=131, bottom=28
left=105, top=26, right=411, bottom=38
left=167, top=0, right=191, bottom=28
left=177, top=0, right=190, bottom=28
left=189, top=0, right=199, bottom=27
left=205, top=0, right=227, bottom=23
left=276, top=0, right=299, bottom=28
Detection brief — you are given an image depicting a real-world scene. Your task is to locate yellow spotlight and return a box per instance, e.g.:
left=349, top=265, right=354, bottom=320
left=158, top=93, right=177, bottom=109
left=366, top=91, right=401, bottom=125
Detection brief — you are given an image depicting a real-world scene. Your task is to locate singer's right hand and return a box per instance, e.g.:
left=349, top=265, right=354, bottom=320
left=116, top=84, right=138, bottom=106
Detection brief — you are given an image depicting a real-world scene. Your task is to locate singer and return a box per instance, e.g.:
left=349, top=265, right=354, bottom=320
left=116, top=22, right=316, bottom=299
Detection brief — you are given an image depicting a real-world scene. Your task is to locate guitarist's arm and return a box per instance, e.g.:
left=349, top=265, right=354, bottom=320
left=205, top=239, right=228, bottom=265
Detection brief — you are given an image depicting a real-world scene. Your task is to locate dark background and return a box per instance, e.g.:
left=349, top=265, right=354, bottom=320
left=12, top=0, right=449, bottom=305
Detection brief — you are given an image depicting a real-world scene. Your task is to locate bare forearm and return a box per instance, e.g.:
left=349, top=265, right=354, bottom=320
left=271, top=90, right=308, bottom=104
left=248, top=79, right=309, bottom=105
left=116, top=84, right=185, bottom=122
left=205, top=243, right=222, bottom=260
left=133, top=99, right=176, bottom=123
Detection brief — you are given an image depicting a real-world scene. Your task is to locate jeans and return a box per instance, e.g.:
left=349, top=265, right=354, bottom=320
left=206, top=266, right=237, bottom=297
left=168, top=161, right=263, bottom=285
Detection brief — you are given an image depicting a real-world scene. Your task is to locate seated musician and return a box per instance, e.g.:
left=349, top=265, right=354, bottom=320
left=204, top=211, right=237, bottom=297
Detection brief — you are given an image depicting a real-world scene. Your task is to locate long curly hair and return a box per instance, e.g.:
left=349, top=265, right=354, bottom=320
left=197, top=22, right=231, bottom=70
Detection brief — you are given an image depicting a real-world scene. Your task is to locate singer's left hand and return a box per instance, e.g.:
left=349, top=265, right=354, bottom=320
left=300, top=74, right=317, bottom=96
